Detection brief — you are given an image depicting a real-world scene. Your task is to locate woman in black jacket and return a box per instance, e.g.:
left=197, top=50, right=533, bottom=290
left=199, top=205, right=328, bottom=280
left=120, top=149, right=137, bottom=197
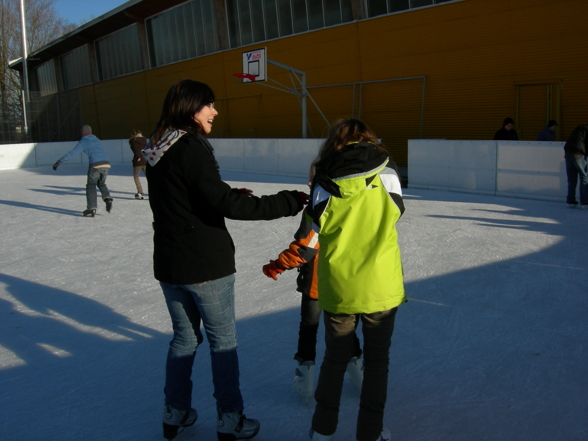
left=143, top=79, right=306, bottom=441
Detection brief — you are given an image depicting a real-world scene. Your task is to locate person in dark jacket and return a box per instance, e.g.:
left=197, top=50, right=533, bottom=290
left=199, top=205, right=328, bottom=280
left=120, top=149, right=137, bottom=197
left=494, top=117, right=519, bottom=140
left=536, top=120, right=558, bottom=141
left=142, top=79, right=306, bottom=441
left=129, top=129, right=147, bottom=199
left=563, top=123, right=588, bottom=208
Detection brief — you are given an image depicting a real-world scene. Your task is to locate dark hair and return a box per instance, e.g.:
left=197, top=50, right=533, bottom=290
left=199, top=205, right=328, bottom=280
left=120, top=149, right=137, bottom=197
left=151, top=79, right=215, bottom=143
left=315, top=119, right=387, bottom=164
left=547, top=119, right=558, bottom=128
left=503, top=117, right=515, bottom=126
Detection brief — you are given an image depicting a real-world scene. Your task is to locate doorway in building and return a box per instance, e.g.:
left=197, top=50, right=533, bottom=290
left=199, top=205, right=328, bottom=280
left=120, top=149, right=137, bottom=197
left=516, top=82, right=561, bottom=141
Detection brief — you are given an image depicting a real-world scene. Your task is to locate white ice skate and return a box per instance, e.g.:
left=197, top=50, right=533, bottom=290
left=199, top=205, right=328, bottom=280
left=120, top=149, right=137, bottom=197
left=346, top=357, right=364, bottom=392
left=310, top=428, right=334, bottom=440
left=378, top=427, right=392, bottom=441
left=293, top=361, right=315, bottom=407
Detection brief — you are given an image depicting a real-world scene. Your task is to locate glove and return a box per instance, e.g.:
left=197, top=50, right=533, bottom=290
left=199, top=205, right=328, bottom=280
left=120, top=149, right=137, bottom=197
left=52, top=160, right=61, bottom=170
left=298, top=191, right=309, bottom=205
left=262, top=260, right=285, bottom=281
left=236, top=188, right=254, bottom=197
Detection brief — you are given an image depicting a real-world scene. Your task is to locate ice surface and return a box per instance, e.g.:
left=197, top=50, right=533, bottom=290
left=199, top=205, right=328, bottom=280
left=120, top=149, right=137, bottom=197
left=0, top=165, right=586, bottom=440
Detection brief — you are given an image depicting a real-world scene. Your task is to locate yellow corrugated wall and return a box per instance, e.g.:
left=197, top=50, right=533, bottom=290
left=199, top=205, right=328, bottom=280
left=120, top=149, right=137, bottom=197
left=78, top=0, right=587, bottom=167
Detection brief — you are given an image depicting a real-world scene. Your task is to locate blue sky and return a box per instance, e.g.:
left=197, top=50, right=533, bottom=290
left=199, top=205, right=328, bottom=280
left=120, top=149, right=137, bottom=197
left=53, top=0, right=127, bottom=25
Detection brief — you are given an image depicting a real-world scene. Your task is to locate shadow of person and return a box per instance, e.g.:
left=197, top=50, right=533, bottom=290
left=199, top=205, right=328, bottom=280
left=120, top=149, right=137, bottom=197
left=0, top=273, right=170, bottom=439
left=0, top=199, right=81, bottom=217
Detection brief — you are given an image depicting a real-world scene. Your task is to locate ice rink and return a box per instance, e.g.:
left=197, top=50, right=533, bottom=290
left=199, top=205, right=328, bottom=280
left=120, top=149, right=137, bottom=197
left=0, top=164, right=586, bottom=441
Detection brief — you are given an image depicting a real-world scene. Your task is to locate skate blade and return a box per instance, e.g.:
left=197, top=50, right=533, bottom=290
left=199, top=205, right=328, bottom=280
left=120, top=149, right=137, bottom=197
left=293, top=376, right=314, bottom=407
left=217, top=426, right=260, bottom=440
left=163, top=424, right=191, bottom=440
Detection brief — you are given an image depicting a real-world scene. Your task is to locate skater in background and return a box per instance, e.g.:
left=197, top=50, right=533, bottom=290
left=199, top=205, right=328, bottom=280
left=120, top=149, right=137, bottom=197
left=129, top=129, right=147, bottom=199
left=52, top=124, right=113, bottom=217
left=302, top=119, right=406, bottom=441
left=563, top=123, right=588, bottom=208
left=262, top=163, right=364, bottom=407
left=142, top=79, right=307, bottom=441
left=493, top=117, right=519, bottom=140
left=536, top=120, right=558, bottom=141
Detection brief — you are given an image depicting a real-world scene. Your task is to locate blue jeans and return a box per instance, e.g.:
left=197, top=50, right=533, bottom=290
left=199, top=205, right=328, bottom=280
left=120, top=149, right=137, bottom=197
left=160, top=274, right=244, bottom=413
left=565, top=157, right=588, bottom=205
left=86, top=167, right=111, bottom=210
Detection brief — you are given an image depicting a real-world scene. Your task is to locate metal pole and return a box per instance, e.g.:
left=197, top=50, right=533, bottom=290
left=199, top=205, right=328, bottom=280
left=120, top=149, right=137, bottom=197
left=301, top=71, right=306, bottom=138
left=19, top=0, right=30, bottom=141
left=267, top=59, right=308, bottom=138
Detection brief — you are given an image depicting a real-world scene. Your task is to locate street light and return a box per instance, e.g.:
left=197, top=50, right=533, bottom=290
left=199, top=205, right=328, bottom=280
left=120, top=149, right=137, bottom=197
left=19, top=0, right=30, bottom=141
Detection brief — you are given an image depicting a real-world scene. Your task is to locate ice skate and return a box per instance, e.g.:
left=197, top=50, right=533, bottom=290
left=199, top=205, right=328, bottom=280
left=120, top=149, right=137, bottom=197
left=217, top=409, right=260, bottom=440
left=346, top=357, right=364, bottom=392
left=293, top=360, right=315, bottom=406
left=377, top=428, right=392, bottom=441
left=310, top=428, right=333, bottom=440
left=162, top=403, right=197, bottom=440
left=82, top=208, right=95, bottom=217
left=104, top=197, right=113, bottom=213
left=135, top=193, right=144, bottom=200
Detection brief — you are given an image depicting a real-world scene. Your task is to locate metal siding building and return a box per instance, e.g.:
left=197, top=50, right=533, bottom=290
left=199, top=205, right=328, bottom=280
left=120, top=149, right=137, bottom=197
left=12, top=0, right=588, bottom=166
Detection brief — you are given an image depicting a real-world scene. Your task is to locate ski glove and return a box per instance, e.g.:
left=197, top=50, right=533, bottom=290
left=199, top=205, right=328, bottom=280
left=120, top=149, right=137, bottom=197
left=52, top=160, right=61, bottom=170
left=262, top=260, right=285, bottom=281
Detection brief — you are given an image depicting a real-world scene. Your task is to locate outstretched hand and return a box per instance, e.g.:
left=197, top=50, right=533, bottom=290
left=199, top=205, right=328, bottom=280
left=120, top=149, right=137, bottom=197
left=236, top=188, right=254, bottom=197
left=298, top=191, right=309, bottom=205
left=262, top=260, right=285, bottom=281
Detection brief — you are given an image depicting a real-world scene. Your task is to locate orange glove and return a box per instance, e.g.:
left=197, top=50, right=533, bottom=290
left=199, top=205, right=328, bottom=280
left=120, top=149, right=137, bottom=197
left=262, top=260, right=285, bottom=281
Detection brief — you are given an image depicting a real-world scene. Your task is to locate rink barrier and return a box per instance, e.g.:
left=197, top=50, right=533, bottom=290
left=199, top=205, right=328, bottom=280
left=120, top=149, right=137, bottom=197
left=408, top=139, right=567, bottom=202
left=1, top=138, right=567, bottom=202
left=0, top=138, right=322, bottom=177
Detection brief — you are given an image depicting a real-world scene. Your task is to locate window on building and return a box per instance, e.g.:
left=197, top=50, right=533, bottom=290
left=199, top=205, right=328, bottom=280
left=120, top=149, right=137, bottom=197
left=367, top=0, right=453, bottom=18
left=226, top=0, right=354, bottom=49
left=96, top=24, right=143, bottom=81
left=147, top=0, right=218, bottom=68
left=60, top=45, right=93, bottom=90
left=34, top=60, right=59, bottom=96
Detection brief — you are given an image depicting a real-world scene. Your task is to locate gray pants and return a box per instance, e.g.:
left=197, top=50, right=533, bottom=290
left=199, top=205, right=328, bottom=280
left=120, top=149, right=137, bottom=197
left=312, top=308, right=398, bottom=441
left=133, top=165, right=146, bottom=194
left=86, top=167, right=111, bottom=210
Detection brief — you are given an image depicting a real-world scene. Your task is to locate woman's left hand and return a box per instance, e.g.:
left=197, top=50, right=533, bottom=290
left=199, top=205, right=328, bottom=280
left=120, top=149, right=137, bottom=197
left=236, top=188, right=254, bottom=197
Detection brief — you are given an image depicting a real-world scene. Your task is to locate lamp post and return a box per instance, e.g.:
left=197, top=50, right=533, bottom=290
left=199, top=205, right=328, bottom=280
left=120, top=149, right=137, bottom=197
left=19, top=0, right=30, bottom=141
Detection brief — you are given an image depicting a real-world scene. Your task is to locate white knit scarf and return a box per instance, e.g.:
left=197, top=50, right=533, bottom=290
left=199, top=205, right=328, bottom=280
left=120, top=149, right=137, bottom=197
left=141, top=129, right=187, bottom=166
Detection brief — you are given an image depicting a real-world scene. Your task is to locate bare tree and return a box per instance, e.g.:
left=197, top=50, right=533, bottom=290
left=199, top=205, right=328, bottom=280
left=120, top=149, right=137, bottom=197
left=0, top=0, right=74, bottom=142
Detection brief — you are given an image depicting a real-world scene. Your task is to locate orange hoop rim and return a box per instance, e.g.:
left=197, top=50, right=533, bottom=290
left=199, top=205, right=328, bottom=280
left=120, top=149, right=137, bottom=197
left=232, top=73, right=256, bottom=81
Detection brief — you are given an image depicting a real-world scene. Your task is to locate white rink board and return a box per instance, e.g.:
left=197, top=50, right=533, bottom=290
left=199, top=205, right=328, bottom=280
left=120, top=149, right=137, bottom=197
left=409, top=139, right=566, bottom=201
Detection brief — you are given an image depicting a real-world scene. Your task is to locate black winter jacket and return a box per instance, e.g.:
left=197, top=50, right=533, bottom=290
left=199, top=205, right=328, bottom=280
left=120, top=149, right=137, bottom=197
left=563, top=124, right=588, bottom=158
left=145, top=131, right=304, bottom=284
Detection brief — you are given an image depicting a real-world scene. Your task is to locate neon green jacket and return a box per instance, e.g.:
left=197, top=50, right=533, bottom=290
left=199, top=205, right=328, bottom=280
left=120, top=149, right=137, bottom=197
left=309, top=142, right=406, bottom=314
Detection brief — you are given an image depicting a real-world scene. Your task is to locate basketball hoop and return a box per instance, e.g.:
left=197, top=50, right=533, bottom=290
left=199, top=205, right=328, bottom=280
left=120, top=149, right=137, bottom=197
left=233, top=73, right=256, bottom=83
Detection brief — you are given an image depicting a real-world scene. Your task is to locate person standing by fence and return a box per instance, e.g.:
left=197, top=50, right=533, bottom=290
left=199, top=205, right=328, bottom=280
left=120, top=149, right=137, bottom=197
left=563, top=123, right=588, bottom=208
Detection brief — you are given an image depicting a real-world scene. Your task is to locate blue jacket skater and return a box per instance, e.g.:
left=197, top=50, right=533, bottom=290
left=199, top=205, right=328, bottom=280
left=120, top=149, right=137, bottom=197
left=59, top=134, right=110, bottom=167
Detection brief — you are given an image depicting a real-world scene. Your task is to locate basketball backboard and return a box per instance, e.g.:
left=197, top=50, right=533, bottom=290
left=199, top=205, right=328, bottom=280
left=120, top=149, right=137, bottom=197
left=240, top=48, right=267, bottom=83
